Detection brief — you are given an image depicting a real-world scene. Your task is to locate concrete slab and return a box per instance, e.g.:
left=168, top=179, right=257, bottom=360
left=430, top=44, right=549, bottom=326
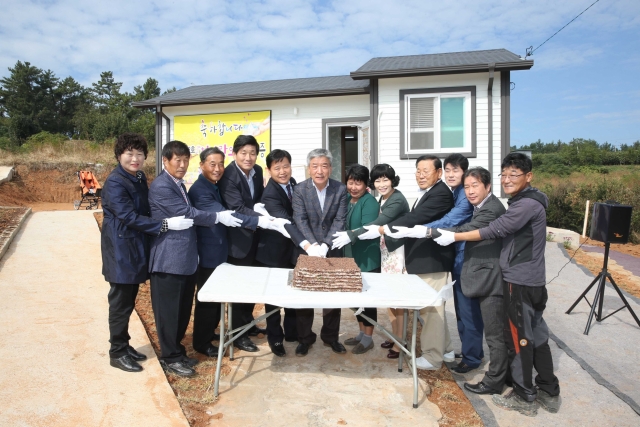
left=0, top=166, right=13, bottom=184
left=445, top=242, right=640, bottom=425
left=546, top=226, right=581, bottom=249
left=212, top=308, right=442, bottom=427
left=0, top=211, right=188, bottom=427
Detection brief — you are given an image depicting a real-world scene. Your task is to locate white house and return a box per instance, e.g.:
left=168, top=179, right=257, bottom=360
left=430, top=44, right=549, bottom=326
left=133, top=48, right=533, bottom=199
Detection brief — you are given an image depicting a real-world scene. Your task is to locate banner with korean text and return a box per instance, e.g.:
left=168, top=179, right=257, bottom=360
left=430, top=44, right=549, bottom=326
left=173, top=110, right=271, bottom=184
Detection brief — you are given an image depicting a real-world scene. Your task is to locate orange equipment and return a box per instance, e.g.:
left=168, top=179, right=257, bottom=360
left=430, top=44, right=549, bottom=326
left=74, top=170, right=102, bottom=210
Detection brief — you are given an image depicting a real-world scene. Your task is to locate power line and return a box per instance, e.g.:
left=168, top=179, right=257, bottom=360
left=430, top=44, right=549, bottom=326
left=526, top=0, right=602, bottom=57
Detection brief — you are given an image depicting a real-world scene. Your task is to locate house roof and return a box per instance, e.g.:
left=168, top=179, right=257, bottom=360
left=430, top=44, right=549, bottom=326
left=132, top=75, right=370, bottom=108
left=350, top=48, right=533, bottom=79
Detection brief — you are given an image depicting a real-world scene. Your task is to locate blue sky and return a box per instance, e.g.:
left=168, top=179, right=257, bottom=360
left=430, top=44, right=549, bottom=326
left=1, top=0, right=638, bottom=146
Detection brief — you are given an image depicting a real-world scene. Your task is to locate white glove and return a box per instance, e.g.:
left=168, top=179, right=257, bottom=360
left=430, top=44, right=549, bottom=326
left=388, top=225, right=428, bottom=239
left=305, top=244, right=323, bottom=257
left=319, top=243, right=329, bottom=258
left=253, top=203, right=274, bottom=219
left=166, top=215, right=194, bottom=230
left=357, top=225, right=381, bottom=240
left=217, top=210, right=242, bottom=227
left=270, top=217, right=292, bottom=238
left=433, top=228, right=456, bottom=246
left=331, top=231, right=351, bottom=250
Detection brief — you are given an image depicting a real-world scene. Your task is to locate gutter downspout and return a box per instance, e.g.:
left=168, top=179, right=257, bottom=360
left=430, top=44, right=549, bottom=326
left=155, top=103, right=162, bottom=175
left=487, top=63, right=495, bottom=180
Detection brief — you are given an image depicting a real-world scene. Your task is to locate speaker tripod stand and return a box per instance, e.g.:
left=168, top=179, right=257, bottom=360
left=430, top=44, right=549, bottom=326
left=566, top=242, right=640, bottom=335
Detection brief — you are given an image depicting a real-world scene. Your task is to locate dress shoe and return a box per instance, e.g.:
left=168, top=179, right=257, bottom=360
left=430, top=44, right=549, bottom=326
left=234, top=336, right=259, bottom=352
left=415, top=356, right=439, bottom=370
left=343, top=337, right=361, bottom=346
left=352, top=341, right=374, bottom=354
left=248, top=327, right=268, bottom=337
left=160, top=360, right=196, bottom=377
left=381, top=340, right=394, bottom=349
left=295, top=342, right=311, bottom=357
left=195, top=344, right=219, bottom=358
left=323, top=340, right=346, bottom=354
left=492, top=391, right=538, bottom=417
left=182, top=355, right=199, bottom=367
left=110, top=355, right=142, bottom=372
left=464, top=382, right=501, bottom=395
left=127, top=346, right=147, bottom=361
left=452, top=361, right=477, bottom=374
left=455, top=352, right=464, bottom=359
left=443, top=350, right=455, bottom=363
left=269, top=342, right=286, bottom=357
left=387, top=349, right=400, bottom=359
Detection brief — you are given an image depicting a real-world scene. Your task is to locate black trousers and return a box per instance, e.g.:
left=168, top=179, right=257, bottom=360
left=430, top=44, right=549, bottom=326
left=150, top=272, right=196, bottom=363
left=108, top=282, right=139, bottom=358
left=355, top=267, right=379, bottom=327
left=192, top=267, right=221, bottom=351
left=504, top=282, right=560, bottom=401
left=265, top=305, right=297, bottom=344
left=479, top=295, right=508, bottom=390
left=296, top=308, right=341, bottom=345
left=227, top=239, right=260, bottom=335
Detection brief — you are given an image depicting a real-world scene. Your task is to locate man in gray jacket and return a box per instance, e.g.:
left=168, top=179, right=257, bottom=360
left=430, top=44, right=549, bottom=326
left=434, top=153, right=560, bottom=417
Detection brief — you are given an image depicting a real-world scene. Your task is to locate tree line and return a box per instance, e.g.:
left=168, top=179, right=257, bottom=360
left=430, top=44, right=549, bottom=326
left=513, top=138, right=640, bottom=175
left=0, top=61, right=175, bottom=148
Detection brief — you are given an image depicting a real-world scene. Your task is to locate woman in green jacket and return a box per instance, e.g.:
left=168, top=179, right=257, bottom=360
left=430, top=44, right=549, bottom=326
left=333, top=164, right=410, bottom=358
left=341, top=165, right=380, bottom=354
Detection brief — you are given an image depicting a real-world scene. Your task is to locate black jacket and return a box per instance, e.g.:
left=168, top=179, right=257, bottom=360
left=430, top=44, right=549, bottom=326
left=255, top=178, right=306, bottom=267
left=387, top=180, right=454, bottom=274
left=217, top=161, right=264, bottom=260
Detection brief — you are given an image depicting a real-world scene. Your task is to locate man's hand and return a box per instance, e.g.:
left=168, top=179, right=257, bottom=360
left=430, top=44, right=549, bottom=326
left=357, top=225, right=381, bottom=240
left=253, top=203, right=274, bottom=219
left=305, top=244, right=323, bottom=257
left=166, top=215, right=194, bottom=230
left=217, top=210, right=242, bottom=227
left=319, top=243, right=329, bottom=258
left=388, top=225, right=428, bottom=239
left=433, top=229, right=455, bottom=246
left=331, top=231, right=351, bottom=250
left=270, top=217, right=291, bottom=238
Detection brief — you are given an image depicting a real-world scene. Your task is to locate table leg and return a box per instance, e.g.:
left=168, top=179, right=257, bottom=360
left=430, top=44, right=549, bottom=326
left=228, top=303, right=234, bottom=361
left=399, top=309, right=409, bottom=373
left=411, top=309, right=419, bottom=409
left=214, top=302, right=226, bottom=398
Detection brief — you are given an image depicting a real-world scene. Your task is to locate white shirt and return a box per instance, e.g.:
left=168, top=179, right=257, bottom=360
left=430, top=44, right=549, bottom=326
left=312, top=180, right=329, bottom=213
left=235, top=162, right=256, bottom=198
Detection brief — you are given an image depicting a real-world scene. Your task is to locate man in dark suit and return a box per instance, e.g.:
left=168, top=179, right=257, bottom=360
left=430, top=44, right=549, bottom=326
left=442, top=167, right=507, bottom=395
left=292, top=148, right=348, bottom=357
left=382, top=155, right=455, bottom=370
left=148, top=140, right=245, bottom=377
left=188, top=147, right=261, bottom=358
left=217, top=135, right=266, bottom=351
left=255, top=149, right=307, bottom=356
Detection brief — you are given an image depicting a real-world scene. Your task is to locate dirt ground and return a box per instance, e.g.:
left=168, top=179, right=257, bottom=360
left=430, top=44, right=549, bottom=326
left=0, top=207, right=29, bottom=250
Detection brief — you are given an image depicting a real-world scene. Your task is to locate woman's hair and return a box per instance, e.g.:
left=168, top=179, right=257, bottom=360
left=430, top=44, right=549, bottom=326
left=368, top=163, right=400, bottom=190
left=114, top=133, right=148, bottom=160
left=345, top=164, right=370, bottom=183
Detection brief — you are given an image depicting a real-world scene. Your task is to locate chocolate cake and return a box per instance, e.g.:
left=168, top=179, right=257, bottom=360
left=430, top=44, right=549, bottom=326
left=292, top=255, right=363, bottom=292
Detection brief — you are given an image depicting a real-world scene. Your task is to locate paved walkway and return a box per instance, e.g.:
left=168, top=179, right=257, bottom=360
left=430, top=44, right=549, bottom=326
left=447, top=242, right=640, bottom=426
left=0, top=211, right=189, bottom=427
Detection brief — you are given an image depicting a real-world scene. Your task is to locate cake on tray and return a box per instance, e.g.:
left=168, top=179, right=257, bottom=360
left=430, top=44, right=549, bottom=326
left=292, top=255, right=363, bottom=292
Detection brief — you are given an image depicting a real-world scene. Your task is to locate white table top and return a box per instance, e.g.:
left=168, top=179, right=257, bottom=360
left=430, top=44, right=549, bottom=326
left=198, top=263, right=453, bottom=309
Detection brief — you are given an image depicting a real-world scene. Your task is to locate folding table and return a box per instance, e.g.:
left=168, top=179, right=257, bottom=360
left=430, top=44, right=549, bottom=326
left=198, top=263, right=453, bottom=408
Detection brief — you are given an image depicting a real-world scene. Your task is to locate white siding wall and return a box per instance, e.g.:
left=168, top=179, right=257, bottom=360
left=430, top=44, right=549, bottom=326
left=377, top=73, right=502, bottom=201
left=162, top=95, right=369, bottom=171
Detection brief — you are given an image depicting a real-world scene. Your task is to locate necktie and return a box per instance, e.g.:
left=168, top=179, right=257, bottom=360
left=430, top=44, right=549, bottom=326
left=286, top=184, right=293, bottom=203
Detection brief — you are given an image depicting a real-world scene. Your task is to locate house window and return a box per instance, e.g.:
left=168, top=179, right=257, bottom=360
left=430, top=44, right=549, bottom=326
left=400, top=86, right=476, bottom=159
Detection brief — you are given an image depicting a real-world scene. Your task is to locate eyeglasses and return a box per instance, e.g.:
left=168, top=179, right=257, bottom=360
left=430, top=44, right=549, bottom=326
left=415, top=169, right=435, bottom=177
left=498, top=173, right=525, bottom=181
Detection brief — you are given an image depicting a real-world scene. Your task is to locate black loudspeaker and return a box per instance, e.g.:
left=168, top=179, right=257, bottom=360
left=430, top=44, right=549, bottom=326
left=589, top=202, right=633, bottom=244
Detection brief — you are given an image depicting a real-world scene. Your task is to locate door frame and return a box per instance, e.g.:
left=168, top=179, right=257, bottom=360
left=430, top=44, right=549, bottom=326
left=322, top=116, right=370, bottom=167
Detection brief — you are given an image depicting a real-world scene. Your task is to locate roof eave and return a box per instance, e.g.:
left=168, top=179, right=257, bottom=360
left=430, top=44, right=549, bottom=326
left=349, top=60, right=534, bottom=80
left=132, top=87, right=370, bottom=108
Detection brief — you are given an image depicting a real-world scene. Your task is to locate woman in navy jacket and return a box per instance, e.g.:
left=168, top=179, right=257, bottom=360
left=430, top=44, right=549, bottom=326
left=101, top=133, right=192, bottom=373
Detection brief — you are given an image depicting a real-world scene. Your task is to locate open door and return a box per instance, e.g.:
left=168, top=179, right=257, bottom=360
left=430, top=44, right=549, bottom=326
left=325, top=119, right=371, bottom=183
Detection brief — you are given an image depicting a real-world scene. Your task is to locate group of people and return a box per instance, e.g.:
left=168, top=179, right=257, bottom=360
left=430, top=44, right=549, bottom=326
left=101, top=131, right=560, bottom=417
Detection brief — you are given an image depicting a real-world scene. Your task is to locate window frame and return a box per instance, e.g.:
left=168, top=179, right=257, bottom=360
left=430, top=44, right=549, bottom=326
left=399, top=86, right=476, bottom=159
